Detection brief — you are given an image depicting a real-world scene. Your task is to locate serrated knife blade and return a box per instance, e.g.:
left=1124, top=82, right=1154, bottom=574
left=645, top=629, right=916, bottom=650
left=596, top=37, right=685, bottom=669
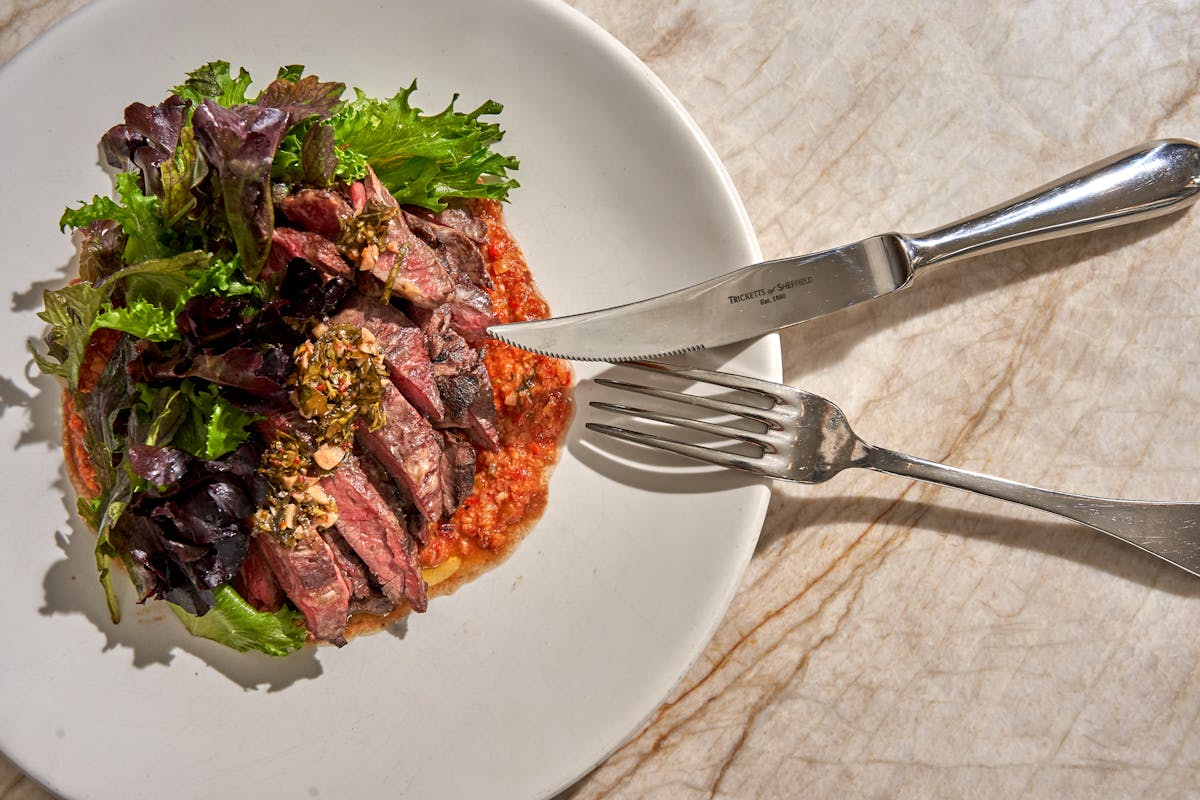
left=488, top=139, right=1200, bottom=361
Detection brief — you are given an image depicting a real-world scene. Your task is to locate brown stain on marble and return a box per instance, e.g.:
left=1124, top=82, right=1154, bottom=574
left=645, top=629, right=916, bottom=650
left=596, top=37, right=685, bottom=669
left=1148, top=73, right=1200, bottom=135
left=641, top=8, right=698, bottom=62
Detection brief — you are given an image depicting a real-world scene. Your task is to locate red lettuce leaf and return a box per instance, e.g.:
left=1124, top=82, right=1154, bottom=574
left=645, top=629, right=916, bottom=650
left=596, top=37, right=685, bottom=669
left=77, top=220, right=127, bottom=285
left=137, top=343, right=292, bottom=401
left=191, top=100, right=289, bottom=277
left=300, top=123, right=338, bottom=187
left=100, top=97, right=187, bottom=197
left=128, top=443, right=190, bottom=488
left=256, top=74, right=345, bottom=125
left=114, top=441, right=263, bottom=616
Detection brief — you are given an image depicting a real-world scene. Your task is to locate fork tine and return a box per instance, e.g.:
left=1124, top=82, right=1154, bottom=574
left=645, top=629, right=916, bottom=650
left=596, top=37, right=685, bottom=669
left=585, top=422, right=769, bottom=475
left=625, top=360, right=786, bottom=400
left=594, top=377, right=781, bottom=425
left=589, top=401, right=776, bottom=449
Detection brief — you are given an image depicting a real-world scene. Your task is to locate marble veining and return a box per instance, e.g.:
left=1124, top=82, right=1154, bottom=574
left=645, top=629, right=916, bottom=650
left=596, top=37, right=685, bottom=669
left=4, top=1, right=1200, bottom=798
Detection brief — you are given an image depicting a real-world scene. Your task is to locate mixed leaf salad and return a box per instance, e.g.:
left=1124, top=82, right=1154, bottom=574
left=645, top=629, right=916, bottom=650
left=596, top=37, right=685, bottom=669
left=31, top=61, right=518, bottom=656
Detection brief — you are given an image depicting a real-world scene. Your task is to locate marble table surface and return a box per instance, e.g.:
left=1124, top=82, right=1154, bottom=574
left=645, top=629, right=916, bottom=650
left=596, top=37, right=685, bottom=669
left=4, top=1, right=1199, bottom=798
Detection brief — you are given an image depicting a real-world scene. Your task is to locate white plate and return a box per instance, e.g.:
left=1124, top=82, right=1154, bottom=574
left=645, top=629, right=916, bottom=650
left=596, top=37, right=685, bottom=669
left=0, top=1, right=780, bottom=798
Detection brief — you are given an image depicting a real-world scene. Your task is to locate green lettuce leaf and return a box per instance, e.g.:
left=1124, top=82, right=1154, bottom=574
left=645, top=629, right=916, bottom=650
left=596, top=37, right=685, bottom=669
left=83, top=464, right=133, bottom=624
left=88, top=251, right=257, bottom=342
left=92, top=297, right=178, bottom=341
left=136, top=381, right=258, bottom=461
left=173, top=60, right=254, bottom=108
left=169, top=583, right=307, bottom=656
left=275, top=81, right=519, bottom=209
left=34, top=252, right=258, bottom=385
left=167, top=381, right=259, bottom=460
left=187, top=253, right=258, bottom=298
left=107, top=249, right=209, bottom=307
left=30, top=281, right=107, bottom=388
left=60, top=172, right=171, bottom=264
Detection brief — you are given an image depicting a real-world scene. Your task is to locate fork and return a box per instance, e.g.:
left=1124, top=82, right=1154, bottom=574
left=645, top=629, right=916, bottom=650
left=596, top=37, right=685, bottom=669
left=587, top=363, right=1200, bottom=577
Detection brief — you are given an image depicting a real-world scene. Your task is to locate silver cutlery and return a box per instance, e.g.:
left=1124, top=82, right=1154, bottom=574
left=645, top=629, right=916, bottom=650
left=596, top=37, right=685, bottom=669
left=589, top=363, right=1200, bottom=576
left=490, top=139, right=1200, bottom=361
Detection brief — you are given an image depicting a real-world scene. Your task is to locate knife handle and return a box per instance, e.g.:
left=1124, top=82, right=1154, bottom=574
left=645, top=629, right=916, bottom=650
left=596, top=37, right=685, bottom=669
left=902, top=139, right=1200, bottom=270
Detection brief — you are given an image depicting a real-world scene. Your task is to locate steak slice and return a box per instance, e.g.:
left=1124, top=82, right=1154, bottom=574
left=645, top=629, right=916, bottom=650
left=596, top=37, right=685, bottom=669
left=355, top=381, right=445, bottom=522
left=320, top=527, right=394, bottom=617
left=321, top=453, right=427, bottom=611
left=403, top=208, right=490, bottom=288
left=232, top=539, right=284, bottom=613
left=439, top=429, right=477, bottom=517
left=443, top=284, right=497, bottom=344
left=406, top=204, right=487, bottom=245
left=252, top=531, right=351, bottom=646
left=357, top=169, right=454, bottom=307
left=424, top=307, right=500, bottom=449
left=279, top=188, right=353, bottom=240
left=402, top=208, right=497, bottom=341
left=331, top=294, right=445, bottom=422
left=356, top=449, right=430, bottom=550
left=265, top=227, right=354, bottom=281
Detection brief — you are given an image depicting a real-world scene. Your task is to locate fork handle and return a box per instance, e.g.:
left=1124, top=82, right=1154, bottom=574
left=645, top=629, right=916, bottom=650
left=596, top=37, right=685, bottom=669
left=866, top=447, right=1200, bottom=576
left=902, top=139, right=1200, bottom=270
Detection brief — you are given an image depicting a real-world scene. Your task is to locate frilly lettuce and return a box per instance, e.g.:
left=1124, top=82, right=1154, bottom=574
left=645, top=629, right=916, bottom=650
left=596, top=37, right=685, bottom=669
left=170, top=582, right=307, bottom=656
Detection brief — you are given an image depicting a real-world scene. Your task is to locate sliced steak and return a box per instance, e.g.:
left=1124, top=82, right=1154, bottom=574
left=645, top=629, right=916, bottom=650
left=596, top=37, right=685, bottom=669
left=252, top=531, right=351, bottom=646
left=443, top=283, right=497, bottom=343
left=357, top=449, right=430, bottom=549
left=279, top=188, right=353, bottom=240
left=331, top=294, right=445, bottom=422
left=267, top=227, right=354, bottom=280
left=424, top=307, right=500, bottom=449
left=320, top=527, right=395, bottom=617
left=232, top=539, right=284, bottom=612
left=403, top=208, right=490, bottom=288
left=320, top=527, right=376, bottom=600
left=439, top=429, right=477, bottom=517
left=402, top=207, right=497, bottom=341
left=321, top=453, right=427, bottom=611
left=355, top=168, right=454, bottom=307
left=355, top=381, right=445, bottom=522
left=349, top=181, right=367, bottom=213
left=412, top=204, right=488, bottom=246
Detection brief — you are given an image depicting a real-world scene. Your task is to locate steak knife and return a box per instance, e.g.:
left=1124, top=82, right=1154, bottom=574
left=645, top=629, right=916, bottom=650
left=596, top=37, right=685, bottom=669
left=488, top=139, right=1200, bottom=361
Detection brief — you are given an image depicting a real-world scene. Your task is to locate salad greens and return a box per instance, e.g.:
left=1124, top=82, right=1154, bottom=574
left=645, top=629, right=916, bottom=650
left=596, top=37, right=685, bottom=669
left=32, top=61, right=518, bottom=655
left=170, top=584, right=307, bottom=656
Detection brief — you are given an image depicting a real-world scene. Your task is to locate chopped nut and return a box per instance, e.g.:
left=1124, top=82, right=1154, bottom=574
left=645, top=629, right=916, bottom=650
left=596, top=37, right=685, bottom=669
left=306, top=484, right=332, bottom=505
left=313, top=444, right=346, bottom=471
left=360, top=242, right=379, bottom=272
left=311, top=321, right=329, bottom=338
left=281, top=503, right=297, bottom=530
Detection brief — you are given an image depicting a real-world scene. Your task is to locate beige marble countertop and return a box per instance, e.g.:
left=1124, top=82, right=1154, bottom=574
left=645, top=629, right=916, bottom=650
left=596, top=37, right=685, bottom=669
left=4, top=1, right=1200, bottom=798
